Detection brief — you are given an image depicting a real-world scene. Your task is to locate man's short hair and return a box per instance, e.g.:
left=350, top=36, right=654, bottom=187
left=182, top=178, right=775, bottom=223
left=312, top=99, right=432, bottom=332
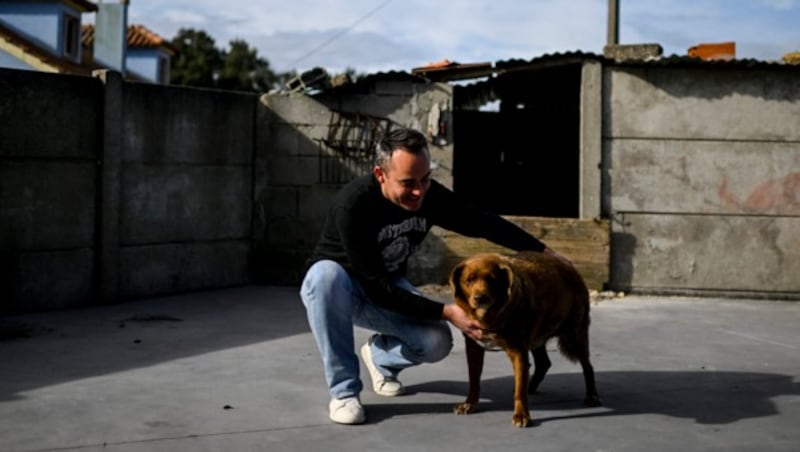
left=375, top=128, right=429, bottom=170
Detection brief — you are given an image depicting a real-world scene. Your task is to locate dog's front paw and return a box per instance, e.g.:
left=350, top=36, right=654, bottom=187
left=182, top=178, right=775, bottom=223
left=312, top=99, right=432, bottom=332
left=453, top=402, right=477, bottom=415
left=512, top=413, right=532, bottom=428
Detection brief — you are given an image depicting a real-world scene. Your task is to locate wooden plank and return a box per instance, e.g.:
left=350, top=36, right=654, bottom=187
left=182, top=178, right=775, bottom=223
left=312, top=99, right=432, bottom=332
left=408, top=216, right=610, bottom=291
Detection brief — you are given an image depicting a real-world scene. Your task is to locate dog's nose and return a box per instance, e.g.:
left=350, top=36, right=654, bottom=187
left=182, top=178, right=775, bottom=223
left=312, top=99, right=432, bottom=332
left=473, top=294, right=489, bottom=305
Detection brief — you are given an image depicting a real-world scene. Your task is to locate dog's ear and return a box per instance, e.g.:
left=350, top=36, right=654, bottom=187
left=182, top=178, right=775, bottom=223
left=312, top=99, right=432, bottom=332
left=449, top=261, right=466, bottom=301
left=498, top=261, right=515, bottom=300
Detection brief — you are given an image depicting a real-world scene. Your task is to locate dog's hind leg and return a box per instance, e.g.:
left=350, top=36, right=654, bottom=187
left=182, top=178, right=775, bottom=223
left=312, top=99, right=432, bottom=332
left=528, top=345, right=551, bottom=394
left=562, top=324, right=602, bottom=407
left=579, top=355, right=602, bottom=407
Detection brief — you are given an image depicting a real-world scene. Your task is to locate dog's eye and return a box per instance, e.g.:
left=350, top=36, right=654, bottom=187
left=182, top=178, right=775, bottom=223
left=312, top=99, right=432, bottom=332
left=464, top=274, right=476, bottom=284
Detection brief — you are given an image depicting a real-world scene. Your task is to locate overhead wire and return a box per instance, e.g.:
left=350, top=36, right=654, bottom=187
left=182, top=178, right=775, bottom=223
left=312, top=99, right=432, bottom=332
left=287, top=0, right=393, bottom=69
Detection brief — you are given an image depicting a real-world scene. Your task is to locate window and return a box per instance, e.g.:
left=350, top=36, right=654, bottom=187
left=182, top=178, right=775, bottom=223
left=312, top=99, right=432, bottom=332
left=63, top=14, right=80, bottom=60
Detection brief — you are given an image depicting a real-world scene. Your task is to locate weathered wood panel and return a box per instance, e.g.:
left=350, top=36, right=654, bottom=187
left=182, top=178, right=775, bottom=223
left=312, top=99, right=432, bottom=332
left=611, top=139, right=800, bottom=215
left=611, top=213, right=800, bottom=293
left=408, top=216, right=610, bottom=291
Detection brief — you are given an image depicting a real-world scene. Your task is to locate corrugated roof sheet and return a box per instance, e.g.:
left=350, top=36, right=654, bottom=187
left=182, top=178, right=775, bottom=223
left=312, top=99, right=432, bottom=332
left=496, top=50, right=797, bottom=70
left=316, top=48, right=799, bottom=94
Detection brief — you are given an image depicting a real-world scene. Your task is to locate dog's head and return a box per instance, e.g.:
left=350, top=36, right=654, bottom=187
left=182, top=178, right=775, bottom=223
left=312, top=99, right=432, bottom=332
left=449, top=253, right=515, bottom=324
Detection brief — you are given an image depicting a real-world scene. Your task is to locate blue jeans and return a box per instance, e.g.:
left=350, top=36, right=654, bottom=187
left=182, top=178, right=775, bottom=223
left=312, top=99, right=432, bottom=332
left=300, top=260, right=453, bottom=400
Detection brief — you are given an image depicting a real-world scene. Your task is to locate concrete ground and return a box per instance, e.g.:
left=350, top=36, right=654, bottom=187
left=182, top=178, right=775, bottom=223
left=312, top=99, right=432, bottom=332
left=1, top=286, right=798, bottom=452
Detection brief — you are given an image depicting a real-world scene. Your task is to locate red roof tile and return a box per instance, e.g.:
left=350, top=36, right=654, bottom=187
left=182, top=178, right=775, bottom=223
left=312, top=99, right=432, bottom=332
left=82, top=23, right=176, bottom=53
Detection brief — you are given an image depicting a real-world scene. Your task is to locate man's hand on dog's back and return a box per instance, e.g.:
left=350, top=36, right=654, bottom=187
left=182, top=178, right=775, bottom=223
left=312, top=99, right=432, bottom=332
left=442, top=303, right=483, bottom=341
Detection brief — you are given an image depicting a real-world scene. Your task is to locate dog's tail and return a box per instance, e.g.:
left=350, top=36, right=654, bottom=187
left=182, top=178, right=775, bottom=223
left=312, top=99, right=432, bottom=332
left=556, top=289, right=591, bottom=363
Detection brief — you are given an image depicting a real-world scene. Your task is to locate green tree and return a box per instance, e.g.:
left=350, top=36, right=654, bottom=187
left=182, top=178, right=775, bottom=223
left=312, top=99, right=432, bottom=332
left=343, top=67, right=367, bottom=82
left=170, top=30, right=293, bottom=93
left=218, top=39, right=277, bottom=92
left=169, top=28, right=222, bottom=88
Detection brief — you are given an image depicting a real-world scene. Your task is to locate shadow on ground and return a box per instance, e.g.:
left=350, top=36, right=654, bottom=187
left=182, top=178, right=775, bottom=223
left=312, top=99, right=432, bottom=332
left=366, top=370, right=800, bottom=426
left=0, top=286, right=308, bottom=402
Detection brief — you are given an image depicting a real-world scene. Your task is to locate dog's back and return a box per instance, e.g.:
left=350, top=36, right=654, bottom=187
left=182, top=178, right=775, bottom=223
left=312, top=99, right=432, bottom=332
left=508, top=251, right=591, bottom=361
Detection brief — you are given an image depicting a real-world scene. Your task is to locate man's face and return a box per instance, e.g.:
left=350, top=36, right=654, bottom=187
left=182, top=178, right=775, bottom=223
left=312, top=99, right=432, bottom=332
left=373, top=148, right=431, bottom=211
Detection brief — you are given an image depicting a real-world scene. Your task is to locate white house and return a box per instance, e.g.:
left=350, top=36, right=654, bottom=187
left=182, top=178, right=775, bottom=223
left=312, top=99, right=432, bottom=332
left=0, top=0, right=174, bottom=83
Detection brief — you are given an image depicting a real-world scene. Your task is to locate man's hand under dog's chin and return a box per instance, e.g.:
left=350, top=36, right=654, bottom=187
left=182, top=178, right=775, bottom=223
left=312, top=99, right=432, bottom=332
left=442, top=303, right=483, bottom=340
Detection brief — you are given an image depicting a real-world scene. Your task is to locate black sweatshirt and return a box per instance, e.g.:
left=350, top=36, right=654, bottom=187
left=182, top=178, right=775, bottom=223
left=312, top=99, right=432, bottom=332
left=307, top=174, right=546, bottom=321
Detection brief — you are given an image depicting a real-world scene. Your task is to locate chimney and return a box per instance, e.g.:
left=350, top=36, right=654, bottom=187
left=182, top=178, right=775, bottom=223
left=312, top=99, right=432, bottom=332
left=93, top=0, right=129, bottom=72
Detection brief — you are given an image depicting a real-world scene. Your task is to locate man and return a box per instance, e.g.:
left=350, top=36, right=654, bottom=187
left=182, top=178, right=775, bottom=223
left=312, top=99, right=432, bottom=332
left=300, top=127, right=568, bottom=424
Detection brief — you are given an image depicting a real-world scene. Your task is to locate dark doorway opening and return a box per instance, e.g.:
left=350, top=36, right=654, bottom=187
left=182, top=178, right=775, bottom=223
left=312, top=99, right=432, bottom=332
left=452, top=64, right=581, bottom=218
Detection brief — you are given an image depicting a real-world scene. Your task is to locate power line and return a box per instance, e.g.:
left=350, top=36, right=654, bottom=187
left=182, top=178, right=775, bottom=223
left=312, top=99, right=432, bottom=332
left=287, top=0, right=392, bottom=69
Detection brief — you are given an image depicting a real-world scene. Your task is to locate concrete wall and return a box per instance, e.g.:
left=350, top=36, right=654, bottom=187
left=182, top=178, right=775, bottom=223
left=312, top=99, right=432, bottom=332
left=603, top=65, right=800, bottom=298
left=116, top=79, right=255, bottom=299
left=4, top=61, right=798, bottom=313
left=253, top=79, right=454, bottom=285
left=1, top=68, right=256, bottom=314
left=0, top=69, right=101, bottom=312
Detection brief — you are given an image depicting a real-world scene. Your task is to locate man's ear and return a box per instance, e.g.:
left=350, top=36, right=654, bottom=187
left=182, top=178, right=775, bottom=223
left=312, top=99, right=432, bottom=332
left=373, top=165, right=385, bottom=183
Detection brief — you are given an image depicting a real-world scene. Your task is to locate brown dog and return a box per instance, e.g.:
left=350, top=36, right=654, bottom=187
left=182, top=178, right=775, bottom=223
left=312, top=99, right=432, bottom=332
left=449, top=251, right=601, bottom=427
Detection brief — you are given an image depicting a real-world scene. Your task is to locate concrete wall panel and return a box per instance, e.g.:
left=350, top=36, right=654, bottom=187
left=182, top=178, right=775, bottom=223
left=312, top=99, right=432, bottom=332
left=264, top=124, right=326, bottom=157
left=607, top=67, right=800, bottom=141
left=1, top=249, right=94, bottom=314
left=0, top=69, right=101, bottom=158
left=120, top=241, right=249, bottom=299
left=612, top=213, right=800, bottom=293
left=123, top=84, right=256, bottom=164
left=0, top=161, right=95, bottom=250
left=266, top=156, right=319, bottom=186
left=330, top=94, right=414, bottom=121
left=298, top=185, right=339, bottom=223
left=121, top=165, right=252, bottom=244
left=611, top=139, right=800, bottom=215
left=260, top=93, right=334, bottom=126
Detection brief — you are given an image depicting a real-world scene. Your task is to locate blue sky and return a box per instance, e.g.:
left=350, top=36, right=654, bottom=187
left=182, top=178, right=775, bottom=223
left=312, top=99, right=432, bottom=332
left=120, top=0, right=800, bottom=74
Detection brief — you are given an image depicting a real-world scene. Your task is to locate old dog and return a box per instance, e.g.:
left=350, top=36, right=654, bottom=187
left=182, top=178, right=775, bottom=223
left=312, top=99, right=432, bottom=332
left=449, top=251, right=601, bottom=427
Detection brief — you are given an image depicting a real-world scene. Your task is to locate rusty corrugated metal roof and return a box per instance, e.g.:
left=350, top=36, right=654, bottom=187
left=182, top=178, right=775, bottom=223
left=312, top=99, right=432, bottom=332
left=411, top=59, right=494, bottom=81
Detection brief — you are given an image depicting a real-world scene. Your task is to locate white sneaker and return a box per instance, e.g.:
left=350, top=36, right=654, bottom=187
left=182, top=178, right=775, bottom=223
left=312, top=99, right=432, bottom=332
left=328, top=396, right=365, bottom=425
left=360, top=339, right=404, bottom=397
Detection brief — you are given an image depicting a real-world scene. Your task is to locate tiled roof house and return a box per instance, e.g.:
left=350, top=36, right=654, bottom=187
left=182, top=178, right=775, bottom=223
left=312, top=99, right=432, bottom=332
left=0, top=0, right=174, bottom=84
